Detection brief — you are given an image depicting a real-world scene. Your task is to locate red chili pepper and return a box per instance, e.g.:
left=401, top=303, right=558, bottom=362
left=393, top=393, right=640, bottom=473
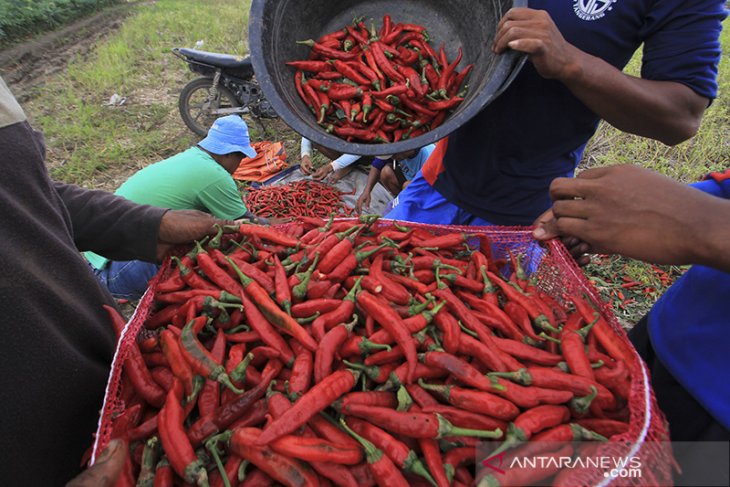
left=346, top=417, right=437, bottom=484
left=152, top=458, right=174, bottom=487
left=257, top=369, right=360, bottom=445
left=158, top=379, right=208, bottom=485
left=332, top=59, right=370, bottom=85
left=491, top=405, right=571, bottom=456
left=169, top=256, right=218, bottom=292
left=223, top=427, right=320, bottom=486
left=297, top=38, right=358, bottom=61
left=574, top=418, right=629, bottom=438
left=341, top=404, right=502, bottom=440
left=339, top=418, right=409, bottom=487
left=437, top=47, right=462, bottom=96
left=571, top=295, right=635, bottom=365
left=457, top=291, right=524, bottom=340
left=491, top=336, right=562, bottom=366
left=180, top=317, right=243, bottom=395
left=196, top=251, right=245, bottom=296
left=159, top=329, right=197, bottom=399
left=314, top=314, right=358, bottom=383
left=311, top=278, right=361, bottom=341
left=308, top=413, right=361, bottom=451
left=420, top=404, right=507, bottom=433
left=187, top=361, right=281, bottom=446
left=224, top=254, right=276, bottom=295
left=104, top=305, right=166, bottom=408
left=489, top=271, right=560, bottom=334
left=417, top=379, right=519, bottom=421
left=198, top=329, right=226, bottom=419
left=343, top=360, right=399, bottom=384
left=236, top=224, right=300, bottom=248
left=239, top=291, right=294, bottom=365
left=155, top=289, right=241, bottom=305
left=357, top=291, right=418, bottom=383
left=270, top=434, right=363, bottom=465
left=561, top=313, right=600, bottom=382
left=286, top=349, right=313, bottom=400
left=290, top=298, right=341, bottom=318
left=286, top=60, right=332, bottom=72
left=380, top=23, right=404, bottom=44
left=110, top=403, right=143, bottom=440
left=422, top=62, right=440, bottom=89
left=370, top=42, right=406, bottom=83
left=302, top=80, right=321, bottom=114
left=489, top=366, right=616, bottom=410
left=432, top=287, right=506, bottom=372
left=448, top=64, right=473, bottom=97
left=228, top=257, right=317, bottom=352
left=502, top=301, right=543, bottom=342
left=336, top=391, right=398, bottom=410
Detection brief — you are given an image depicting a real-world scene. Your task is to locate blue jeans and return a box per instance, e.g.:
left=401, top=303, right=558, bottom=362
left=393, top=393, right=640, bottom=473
left=92, top=260, right=160, bottom=301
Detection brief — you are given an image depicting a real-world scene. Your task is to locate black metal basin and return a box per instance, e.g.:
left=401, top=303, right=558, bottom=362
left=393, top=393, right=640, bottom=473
left=249, top=0, right=526, bottom=156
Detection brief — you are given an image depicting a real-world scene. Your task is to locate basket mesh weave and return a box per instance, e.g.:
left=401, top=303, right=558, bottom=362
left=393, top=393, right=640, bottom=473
left=92, top=221, right=673, bottom=486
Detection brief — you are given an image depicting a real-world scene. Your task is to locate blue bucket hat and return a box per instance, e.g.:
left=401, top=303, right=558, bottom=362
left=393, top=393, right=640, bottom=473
left=199, top=115, right=257, bottom=158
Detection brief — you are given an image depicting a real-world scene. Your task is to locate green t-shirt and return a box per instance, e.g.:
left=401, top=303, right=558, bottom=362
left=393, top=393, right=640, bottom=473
left=85, top=146, right=246, bottom=269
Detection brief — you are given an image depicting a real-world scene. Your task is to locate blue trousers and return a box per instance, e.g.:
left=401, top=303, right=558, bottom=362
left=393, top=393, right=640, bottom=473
left=92, top=260, right=160, bottom=301
left=385, top=171, right=495, bottom=225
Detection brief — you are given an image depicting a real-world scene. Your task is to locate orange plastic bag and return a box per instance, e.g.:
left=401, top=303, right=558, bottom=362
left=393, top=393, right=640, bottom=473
left=233, top=141, right=288, bottom=182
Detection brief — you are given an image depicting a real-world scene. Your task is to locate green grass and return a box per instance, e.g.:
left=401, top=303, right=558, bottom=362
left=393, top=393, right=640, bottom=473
left=25, top=0, right=253, bottom=184
left=584, top=20, right=730, bottom=182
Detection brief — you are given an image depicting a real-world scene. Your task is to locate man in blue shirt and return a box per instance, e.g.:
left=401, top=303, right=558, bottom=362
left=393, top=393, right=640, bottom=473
left=356, top=144, right=436, bottom=213
left=386, top=2, right=727, bottom=226
left=534, top=164, right=730, bottom=483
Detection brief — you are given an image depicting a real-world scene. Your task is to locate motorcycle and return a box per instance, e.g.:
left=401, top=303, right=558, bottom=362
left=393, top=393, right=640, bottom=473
left=173, top=47, right=278, bottom=137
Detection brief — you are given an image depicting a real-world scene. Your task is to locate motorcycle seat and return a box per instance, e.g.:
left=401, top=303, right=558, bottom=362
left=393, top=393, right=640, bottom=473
left=177, top=48, right=253, bottom=70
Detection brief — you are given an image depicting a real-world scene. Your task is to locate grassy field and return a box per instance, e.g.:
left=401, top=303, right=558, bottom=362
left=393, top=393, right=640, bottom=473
left=14, top=0, right=730, bottom=325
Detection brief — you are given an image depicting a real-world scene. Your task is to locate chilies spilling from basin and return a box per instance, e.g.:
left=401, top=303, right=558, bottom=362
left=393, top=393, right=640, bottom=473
left=288, top=15, right=473, bottom=144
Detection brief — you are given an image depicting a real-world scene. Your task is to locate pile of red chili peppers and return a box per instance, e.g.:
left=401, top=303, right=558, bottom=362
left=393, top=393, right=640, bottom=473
left=289, top=15, right=473, bottom=144
left=244, top=180, right=355, bottom=219
left=102, top=217, right=636, bottom=487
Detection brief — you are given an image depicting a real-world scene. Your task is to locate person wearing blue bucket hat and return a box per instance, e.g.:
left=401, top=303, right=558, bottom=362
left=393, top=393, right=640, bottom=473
left=84, top=115, right=262, bottom=300
left=199, top=114, right=257, bottom=159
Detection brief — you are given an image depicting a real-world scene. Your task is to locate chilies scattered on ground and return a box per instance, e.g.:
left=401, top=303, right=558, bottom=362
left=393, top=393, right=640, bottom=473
left=99, top=217, right=636, bottom=486
left=289, top=15, right=473, bottom=143
left=244, top=179, right=356, bottom=219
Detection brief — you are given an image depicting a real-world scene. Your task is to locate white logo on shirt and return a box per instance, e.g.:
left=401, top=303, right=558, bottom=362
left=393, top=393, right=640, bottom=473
left=574, top=0, right=617, bottom=20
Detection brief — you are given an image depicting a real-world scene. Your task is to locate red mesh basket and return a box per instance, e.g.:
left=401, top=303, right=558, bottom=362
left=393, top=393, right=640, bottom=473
left=91, top=221, right=673, bottom=486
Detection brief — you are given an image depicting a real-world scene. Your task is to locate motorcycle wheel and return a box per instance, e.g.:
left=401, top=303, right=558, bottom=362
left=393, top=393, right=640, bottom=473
left=179, top=77, right=240, bottom=137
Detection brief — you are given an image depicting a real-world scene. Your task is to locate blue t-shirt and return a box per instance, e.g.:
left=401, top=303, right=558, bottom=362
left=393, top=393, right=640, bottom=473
left=649, top=171, right=730, bottom=429
left=430, top=0, right=727, bottom=225
left=372, top=144, right=436, bottom=180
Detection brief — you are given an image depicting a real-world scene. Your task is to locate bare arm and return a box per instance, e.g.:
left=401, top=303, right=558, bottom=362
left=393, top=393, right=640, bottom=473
left=356, top=166, right=382, bottom=213
left=534, top=165, right=730, bottom=273
left=493, top=8, right=709, bottom=146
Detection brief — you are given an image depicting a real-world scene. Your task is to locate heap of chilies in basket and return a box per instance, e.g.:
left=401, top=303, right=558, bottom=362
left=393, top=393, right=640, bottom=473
left=244, top=180, right=355, bottom=219
left=103, top=216, right=637, bottom=487
left=289, top=15, right=473, bottom=144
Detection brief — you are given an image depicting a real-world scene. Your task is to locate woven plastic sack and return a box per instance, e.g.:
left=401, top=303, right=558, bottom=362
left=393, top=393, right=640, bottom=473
left=91, top=221, right=673, bottom=486
left=232, top=140, right=288, bottom=182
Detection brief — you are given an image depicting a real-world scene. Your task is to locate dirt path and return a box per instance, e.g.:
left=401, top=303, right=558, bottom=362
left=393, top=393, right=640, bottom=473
left=0, top=2, right=147, bottom=102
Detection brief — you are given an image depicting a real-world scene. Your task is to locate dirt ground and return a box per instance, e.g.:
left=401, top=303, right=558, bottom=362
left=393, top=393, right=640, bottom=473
left=0, top=4, right=143, bottom=103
